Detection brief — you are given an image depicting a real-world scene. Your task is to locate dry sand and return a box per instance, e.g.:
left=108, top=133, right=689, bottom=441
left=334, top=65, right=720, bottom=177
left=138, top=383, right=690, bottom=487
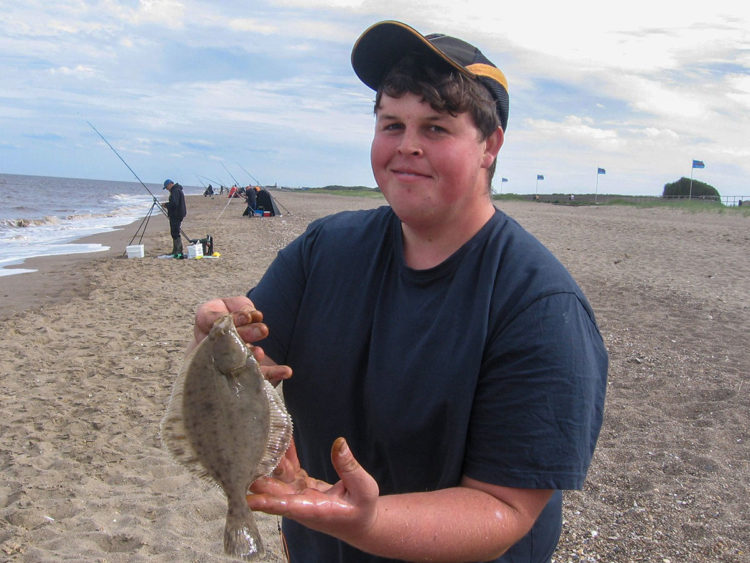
left=0, top=191, right=747, bottom=562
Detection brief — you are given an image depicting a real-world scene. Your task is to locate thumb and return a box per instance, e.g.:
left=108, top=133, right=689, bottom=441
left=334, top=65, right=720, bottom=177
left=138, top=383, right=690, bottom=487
left=331, top=438, right=379, bottom=501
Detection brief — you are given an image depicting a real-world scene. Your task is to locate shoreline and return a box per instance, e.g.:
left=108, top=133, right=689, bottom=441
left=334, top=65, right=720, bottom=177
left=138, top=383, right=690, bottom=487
left=0, top=200, right=175, bottom=320
left=0, top=192, right=384, bottom=320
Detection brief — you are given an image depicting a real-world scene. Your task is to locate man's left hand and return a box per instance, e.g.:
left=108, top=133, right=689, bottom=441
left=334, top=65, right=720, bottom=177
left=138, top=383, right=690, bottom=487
left=248, top=437, right=379, bottom=543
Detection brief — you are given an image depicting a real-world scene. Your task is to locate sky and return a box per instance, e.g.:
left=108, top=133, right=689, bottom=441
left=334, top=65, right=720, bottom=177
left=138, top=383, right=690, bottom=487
left=1, top=0, right=748, bottom=196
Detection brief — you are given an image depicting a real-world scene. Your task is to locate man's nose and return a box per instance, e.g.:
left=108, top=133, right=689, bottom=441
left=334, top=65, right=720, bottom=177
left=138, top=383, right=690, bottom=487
left=397, top=129, right=423, bottom=156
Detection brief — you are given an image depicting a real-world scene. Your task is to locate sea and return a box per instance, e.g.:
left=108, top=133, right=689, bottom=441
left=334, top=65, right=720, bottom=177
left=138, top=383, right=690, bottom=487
left=0, top=173, right=203, bottom=277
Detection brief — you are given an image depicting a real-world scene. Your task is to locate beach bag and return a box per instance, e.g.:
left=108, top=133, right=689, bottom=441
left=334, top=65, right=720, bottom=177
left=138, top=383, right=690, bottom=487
left=200, top=235, right=213, bottom=256
left=192, top=235, right=213, bottom=256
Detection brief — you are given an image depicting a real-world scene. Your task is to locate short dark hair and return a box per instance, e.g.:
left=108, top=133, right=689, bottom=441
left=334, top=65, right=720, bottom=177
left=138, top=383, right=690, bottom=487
left=374, top=54, right=501, bottom=184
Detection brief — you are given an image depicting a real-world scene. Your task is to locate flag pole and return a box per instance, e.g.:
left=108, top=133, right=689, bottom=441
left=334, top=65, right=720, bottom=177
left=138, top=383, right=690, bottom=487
left=595, top=172, right=599, bottom=204
left=689, top=166, right=694, bottom=200
left=689, top=160, right=705, bottom=199
left=534, top=175, right=544, bottom=200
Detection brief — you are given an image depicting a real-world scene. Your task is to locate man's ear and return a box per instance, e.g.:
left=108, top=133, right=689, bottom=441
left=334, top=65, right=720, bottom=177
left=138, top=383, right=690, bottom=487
left=482, top=127, right=504, bottom=169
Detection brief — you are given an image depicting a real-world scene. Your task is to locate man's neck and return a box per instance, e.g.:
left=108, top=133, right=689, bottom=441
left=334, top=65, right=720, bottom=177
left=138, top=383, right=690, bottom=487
left=401, top=201, right=495, bottom=270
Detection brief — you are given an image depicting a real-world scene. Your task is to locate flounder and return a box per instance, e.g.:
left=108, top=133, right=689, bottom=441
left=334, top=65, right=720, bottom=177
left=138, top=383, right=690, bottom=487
left=161, top=314, right=292, bottom=560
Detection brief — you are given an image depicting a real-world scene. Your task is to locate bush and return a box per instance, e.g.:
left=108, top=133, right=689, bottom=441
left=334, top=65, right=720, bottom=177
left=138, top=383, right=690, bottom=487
left=663, top=177, right=720, bottom=199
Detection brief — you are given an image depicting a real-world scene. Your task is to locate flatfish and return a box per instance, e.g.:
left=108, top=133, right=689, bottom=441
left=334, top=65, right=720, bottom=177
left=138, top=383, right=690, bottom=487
left=161, top=314, right=293, bottom=560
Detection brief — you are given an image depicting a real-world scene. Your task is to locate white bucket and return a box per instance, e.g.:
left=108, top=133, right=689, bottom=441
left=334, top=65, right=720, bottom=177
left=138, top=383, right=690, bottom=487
left=126, top=244, right=144, bottom=258
left=187, top=244, right=203, bottom=259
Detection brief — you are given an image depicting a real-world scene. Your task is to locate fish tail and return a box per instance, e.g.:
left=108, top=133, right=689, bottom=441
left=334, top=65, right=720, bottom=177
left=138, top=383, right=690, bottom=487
left=224, top=504, right=265, bottom=561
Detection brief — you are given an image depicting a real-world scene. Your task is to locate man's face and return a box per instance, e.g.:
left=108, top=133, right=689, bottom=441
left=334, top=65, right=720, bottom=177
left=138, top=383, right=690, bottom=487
left=371, top=92, right=501, bottom=230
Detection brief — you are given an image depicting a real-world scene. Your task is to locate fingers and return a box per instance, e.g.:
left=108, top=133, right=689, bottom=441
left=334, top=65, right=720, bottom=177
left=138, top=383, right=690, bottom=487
left=331, top=438, right=380, bottom=502
left=235, top=322, right=269, bottom=346
left=249, top=439, right=323, bottom=498
left=194, top=297, right=268, bottom=345
left=272, top=440, right=304, bottom=486
left=282, top=439, right=302, bottom=474
left=188, top=299, right=234, bottom=354
left=221, top=299, right=270, bottom=345
left=250, top=475, right=297, bottom=497
left=331, top=437, right=357, bottom=472
left=194, top=298, right=231, bottom=340
left=261, top=363, right=293, bottom=385
left=231, top=306, right=263, bottom=328
left=194, top=297, right=253, bottom=340
left=247, top=438, right=380, bottom=541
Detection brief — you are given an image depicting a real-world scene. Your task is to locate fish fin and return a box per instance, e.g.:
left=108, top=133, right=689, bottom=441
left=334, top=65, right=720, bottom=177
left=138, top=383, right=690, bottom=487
left=256, top=380, right=293, bottom=477
left=159, top=349, right=214, bottom=483
left=224, top=502, right=265, bottom=560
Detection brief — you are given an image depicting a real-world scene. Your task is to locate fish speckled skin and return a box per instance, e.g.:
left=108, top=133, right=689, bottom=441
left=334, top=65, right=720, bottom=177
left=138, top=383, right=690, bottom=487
left=161, top=315, right=292, bottom=560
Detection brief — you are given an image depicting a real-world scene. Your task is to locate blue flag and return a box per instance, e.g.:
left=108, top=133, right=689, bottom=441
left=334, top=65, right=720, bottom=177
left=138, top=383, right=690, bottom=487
left=501, top=177, right=508, bottom=182
left=692, top=160, right=705, bottom=169
left=537, top=174, right=544, bottom=180
left=597, top=168, right=606, bottom=175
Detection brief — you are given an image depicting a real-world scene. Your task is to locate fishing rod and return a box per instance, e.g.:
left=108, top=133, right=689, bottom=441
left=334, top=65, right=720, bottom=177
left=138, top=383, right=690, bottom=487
left=199, top=174, right=224, bottom=187
left=206, top=165, right=239, bottom=221
left=236, top=162, right=261, bottom=186
left=215, top=193, right=236, bottom=221
left=87, top=121, right=193, bottom=244
left=88, top=121, right=167, bottom=216
left=216, top=161, right=258, bottom=220
left=220, top=161, right=243, bottom=188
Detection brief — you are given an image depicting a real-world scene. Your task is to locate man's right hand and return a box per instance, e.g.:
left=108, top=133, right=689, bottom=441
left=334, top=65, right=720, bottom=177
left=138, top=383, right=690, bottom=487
left=191, top=296, right=292, bottom=385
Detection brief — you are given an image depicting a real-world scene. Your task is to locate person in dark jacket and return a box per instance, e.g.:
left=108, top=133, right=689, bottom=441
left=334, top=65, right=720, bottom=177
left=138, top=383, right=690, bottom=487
left=243, top=186, right=257, bottom=217
left=163, top=179, right=187, bottom=257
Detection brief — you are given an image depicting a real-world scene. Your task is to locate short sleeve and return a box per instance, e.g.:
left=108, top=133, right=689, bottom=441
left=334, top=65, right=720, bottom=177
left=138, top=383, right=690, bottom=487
left=464, top=291, right=608, bottom=490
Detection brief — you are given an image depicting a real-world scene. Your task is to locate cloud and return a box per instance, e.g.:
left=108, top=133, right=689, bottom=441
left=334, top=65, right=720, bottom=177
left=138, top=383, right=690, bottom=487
left=0, top=0, right=748, bottom=195
left=48, top=64, right=96, bottom=77
left=525, top=116, right=621, bottom=149
left=228, top=18, right=278, bottom=34
left=112, top=0, right=186, bottom=27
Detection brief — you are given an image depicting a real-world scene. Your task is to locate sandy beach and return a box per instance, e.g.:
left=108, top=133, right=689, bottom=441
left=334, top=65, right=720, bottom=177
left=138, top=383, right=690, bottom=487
left=0, top=191, right=747, bottom=562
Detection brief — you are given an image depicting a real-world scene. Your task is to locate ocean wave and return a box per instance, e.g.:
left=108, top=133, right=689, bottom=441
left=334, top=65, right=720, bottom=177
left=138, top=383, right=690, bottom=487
left=113, top=192, right=154, bottom=203
left=1, top=203, right=150, bottom=231
left=1, top=216, right=61, bottom=228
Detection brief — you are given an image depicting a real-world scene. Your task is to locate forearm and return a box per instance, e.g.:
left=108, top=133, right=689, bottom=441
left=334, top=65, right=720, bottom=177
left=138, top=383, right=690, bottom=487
left=249, top=440, right=553, bottom=561
left=347, top=486, right=543, bottom=562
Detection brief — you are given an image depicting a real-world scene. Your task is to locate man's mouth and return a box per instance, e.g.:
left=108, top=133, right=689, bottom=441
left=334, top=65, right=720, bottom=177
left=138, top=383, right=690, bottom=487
left=392, top=168, right=430, bottom=179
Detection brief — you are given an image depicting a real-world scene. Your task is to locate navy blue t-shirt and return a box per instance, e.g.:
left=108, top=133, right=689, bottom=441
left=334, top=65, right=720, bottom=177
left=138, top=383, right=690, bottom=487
left=249, top=206, right=607, bottom=562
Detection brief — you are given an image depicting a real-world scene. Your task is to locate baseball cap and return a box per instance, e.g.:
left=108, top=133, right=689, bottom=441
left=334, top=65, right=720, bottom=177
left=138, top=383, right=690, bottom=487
left=163, top=179, right=173, bottom=189
left=351, top=20, right=509, bottom=131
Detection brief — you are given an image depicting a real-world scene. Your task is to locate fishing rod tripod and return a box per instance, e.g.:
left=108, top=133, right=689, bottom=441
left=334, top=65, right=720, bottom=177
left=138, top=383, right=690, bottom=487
left=126, top=198, right=162, bottom=248
left=125, top=196, right=200, bottom=256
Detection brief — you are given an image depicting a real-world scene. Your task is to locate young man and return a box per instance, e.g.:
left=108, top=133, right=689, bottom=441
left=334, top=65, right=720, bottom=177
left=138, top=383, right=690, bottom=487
left=190, top=21, right=607, bottom=562
left=162, top=179, right=186, bottom=257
